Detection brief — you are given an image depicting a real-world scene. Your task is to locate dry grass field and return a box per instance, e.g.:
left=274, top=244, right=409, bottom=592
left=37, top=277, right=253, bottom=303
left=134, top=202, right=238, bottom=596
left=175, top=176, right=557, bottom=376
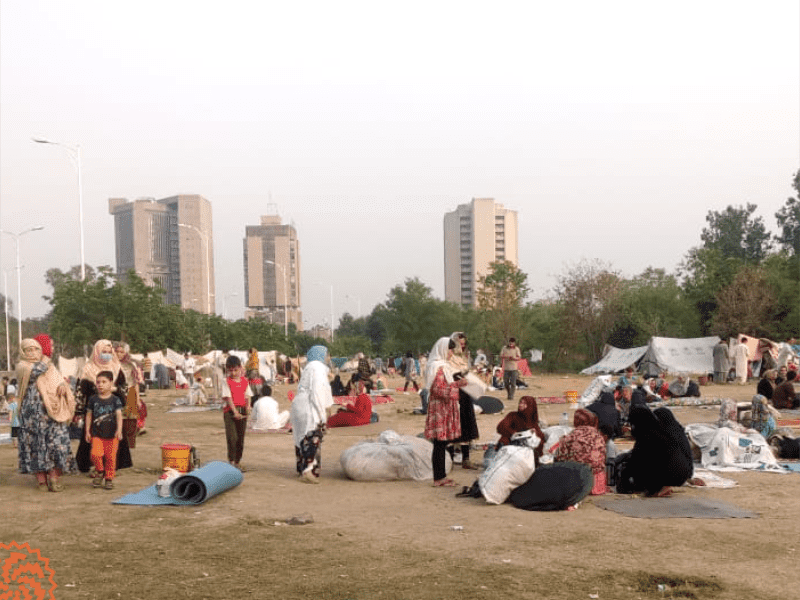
left=2, top=373, right=799, bottom=600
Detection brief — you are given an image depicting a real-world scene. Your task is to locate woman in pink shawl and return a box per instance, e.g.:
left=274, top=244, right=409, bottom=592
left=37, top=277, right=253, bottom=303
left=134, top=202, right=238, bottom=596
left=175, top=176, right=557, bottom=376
left=554, top=409, right=608, bottom=495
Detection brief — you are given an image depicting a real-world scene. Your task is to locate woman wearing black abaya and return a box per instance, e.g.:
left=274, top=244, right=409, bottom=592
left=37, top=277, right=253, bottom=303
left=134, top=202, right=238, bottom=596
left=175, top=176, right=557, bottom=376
left=616, top=405, right=693, bottom=497
left=585, top=391, right=622, bottom=440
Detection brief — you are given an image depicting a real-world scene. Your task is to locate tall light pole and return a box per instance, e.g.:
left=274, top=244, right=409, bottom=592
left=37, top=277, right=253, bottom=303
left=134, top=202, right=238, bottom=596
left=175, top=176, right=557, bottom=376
left=3, top=271, right=10, bottom=370
left=265, top=260, right=288, bottom=338
left=32, top=138, right=84, bottom=280
left=178, top=223, right=212, bottom=315
left=1, top=226, right=45, bottom=348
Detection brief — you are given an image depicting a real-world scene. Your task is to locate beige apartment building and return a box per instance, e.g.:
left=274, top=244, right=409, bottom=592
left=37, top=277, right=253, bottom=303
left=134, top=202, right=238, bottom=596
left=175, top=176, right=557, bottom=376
left=108, top=195, right=216, bottom=314
left=243, top=215, right=302, bottom=331
left=443, top=197, right=519, bottom=307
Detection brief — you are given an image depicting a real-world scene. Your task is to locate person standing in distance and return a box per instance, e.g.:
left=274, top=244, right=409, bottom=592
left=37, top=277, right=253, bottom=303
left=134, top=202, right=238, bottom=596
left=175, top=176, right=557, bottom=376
left=500, top=337, right=521, bottom=401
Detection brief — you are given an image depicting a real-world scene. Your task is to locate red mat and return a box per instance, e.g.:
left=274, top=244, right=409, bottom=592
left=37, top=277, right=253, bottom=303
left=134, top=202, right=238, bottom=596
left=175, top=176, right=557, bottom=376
left=333, top=395, right=394, bottom=405
left=777, top=419, right=800, bottom=427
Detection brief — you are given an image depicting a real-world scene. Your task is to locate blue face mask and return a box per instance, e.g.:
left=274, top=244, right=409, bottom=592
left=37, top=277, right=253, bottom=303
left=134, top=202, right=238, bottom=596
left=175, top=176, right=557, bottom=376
left=100, top=352, right=113, bottom=362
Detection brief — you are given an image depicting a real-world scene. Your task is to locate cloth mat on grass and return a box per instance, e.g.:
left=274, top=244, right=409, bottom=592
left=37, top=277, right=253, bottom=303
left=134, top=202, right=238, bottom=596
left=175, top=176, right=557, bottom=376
left=334, top=395, right=393, bottom=405
left=113, top=461, right=243, bottom=505
left=167, top=405, right=221, bottom=413
left=594, top=495, right=758, bottom=519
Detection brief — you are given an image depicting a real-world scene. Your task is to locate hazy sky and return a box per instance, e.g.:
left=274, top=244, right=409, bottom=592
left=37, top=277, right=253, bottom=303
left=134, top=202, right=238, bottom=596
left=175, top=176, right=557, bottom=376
left=1, top=1, right=798, bottom=330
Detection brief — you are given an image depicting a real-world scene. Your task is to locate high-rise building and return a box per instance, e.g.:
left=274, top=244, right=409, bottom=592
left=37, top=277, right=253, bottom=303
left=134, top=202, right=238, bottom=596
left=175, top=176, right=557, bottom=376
left=243, top=215, right=302, bottom=330
left=443, top=197, right=518, bottom=307
left=108, top=194, right=215, bottom=314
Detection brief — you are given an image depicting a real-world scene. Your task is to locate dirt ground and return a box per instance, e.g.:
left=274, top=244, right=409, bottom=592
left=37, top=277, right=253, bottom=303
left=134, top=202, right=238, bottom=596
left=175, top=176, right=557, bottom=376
left=2, top=373, right=799, bottom=600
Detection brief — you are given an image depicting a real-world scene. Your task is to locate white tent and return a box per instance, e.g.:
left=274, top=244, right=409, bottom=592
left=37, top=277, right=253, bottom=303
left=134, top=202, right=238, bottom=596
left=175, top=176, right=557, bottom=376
left=580, top=344, right=648, bottom=375
left=581, top=336, right=721, bottom=376
left=638, top=336, right=720, bottom=376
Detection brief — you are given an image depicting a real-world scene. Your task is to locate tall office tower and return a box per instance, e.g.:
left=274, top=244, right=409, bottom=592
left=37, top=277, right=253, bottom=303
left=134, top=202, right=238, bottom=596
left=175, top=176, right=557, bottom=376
left=443, top=197, right=519, bottom=307
left=108, top=195, right=216, bottom=314
left=243, top=215, right=302, bottom=330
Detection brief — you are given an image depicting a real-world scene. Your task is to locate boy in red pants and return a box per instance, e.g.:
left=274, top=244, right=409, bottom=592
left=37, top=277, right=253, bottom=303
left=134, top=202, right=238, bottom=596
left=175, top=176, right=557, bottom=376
left=85, top=370, right=124, bottom=490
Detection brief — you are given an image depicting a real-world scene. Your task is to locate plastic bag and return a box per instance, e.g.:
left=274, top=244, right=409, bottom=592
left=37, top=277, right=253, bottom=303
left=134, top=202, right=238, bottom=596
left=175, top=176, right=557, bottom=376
left=157, top=468, right=182, bottom=497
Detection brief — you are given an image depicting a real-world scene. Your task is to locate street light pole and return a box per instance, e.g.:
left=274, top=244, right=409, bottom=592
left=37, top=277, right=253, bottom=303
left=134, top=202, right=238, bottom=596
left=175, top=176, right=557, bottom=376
left=178, top=223, right=212, bottom=315
left=1, top=226, right=45, bottom=348
left=3, top=272, right=10, bottom=370
left=32, top=138, right=84, bottom=280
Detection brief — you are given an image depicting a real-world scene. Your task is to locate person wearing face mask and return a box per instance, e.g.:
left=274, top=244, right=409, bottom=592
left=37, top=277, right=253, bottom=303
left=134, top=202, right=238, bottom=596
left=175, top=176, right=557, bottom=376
left=74, top=339, right=133, bottom=474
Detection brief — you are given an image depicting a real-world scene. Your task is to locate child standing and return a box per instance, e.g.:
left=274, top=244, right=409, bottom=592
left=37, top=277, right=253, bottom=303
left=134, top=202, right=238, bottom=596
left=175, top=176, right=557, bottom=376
left=222, top=355, right=252, bottom=470
left=85, top=371, right=123, bottom=490
left=7, top=394, right=19, bottom=448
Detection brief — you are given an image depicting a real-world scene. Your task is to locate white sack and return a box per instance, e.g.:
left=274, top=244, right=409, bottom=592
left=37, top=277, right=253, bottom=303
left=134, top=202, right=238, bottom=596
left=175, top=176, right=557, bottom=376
left=686, top=424, right=784, bottom=472
left=478, top=432, right=539, bottom=505
left=579, top=376, right=613, bottom=407
left=340, top=430, right=450, bottom=481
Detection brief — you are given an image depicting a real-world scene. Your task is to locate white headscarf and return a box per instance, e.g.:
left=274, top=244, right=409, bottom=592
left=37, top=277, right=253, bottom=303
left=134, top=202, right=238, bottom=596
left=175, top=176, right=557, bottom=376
left=424, top=337, right=456, bottom=392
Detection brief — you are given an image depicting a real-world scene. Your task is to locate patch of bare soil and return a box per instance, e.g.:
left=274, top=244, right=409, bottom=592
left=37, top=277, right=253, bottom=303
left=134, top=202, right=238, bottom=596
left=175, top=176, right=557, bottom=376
left=2, top=374, right=798, bottom=599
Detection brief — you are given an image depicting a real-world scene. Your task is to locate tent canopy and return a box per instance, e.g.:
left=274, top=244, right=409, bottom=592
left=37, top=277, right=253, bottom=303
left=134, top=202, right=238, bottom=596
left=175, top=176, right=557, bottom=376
left=580, top=345, right=648, bottom=375
left=581, top=336, right=721, bottom=376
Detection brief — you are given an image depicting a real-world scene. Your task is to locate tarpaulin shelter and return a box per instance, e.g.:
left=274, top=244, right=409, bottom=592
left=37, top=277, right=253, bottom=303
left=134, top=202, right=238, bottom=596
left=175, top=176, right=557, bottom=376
left=580, top=345, right=648, bottom=375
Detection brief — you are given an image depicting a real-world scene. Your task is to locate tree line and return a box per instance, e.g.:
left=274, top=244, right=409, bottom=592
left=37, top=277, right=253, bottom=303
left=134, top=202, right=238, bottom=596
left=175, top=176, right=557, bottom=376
left=1, top=172, right=797, bottom=371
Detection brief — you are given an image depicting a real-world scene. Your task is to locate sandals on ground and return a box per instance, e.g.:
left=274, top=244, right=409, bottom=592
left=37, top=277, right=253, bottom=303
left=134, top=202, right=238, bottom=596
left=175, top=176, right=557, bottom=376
left=433, top=479, right=456, bottom=487
left=48, top=480, right=65, bottom=492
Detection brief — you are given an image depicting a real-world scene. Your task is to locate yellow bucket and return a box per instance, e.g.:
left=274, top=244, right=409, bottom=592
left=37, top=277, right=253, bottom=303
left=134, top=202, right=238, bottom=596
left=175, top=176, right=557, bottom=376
left=161, top=443, right=192, bottom=472
left=564, top=391, right=579, bottom=406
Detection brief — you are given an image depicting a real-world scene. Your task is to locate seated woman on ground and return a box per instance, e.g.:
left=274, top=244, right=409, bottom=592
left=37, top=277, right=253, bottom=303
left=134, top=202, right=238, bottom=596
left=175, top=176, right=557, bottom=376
left=495, top=396, right=545, bottom=466
left=554, top=409, right=608, bottom=495
left=326, top=393, right=373, bottom=428
left=616, top=405, right=693, bottom=498
left=757, top=369, right=777, bottom=400
left=586, top=391, right=622, bottom=440
left=330, top=375, right=347, bottom=397
left=749, top=393, right=780, bottom=439
left=374, top=373, right=389, bottom=392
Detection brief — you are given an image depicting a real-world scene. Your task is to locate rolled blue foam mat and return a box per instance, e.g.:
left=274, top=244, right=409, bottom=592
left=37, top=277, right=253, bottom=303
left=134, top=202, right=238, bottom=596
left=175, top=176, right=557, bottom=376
left=113, top=461, right=244, bottom=506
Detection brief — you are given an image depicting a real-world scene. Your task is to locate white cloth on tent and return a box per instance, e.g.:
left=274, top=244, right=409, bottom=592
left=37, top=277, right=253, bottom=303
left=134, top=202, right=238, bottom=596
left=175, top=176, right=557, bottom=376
left=581, top=345, right=648, bottom=375
left=289, top=360, right=334, bottom=447
left=250, top=396, right=289, bottom=430
left=639, top=336, right=720, bottom=376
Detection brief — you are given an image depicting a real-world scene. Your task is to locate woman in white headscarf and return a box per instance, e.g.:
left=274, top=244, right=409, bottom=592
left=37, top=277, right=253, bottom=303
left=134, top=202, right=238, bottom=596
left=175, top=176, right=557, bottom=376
left=424, top=337, right=468, bottom=487
left=290, top=345, right=334, bottom=483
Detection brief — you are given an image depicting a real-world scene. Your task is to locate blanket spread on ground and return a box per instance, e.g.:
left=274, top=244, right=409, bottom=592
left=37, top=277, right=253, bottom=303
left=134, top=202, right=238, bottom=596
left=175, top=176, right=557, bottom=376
left=594, top=496, right=758, bottom=519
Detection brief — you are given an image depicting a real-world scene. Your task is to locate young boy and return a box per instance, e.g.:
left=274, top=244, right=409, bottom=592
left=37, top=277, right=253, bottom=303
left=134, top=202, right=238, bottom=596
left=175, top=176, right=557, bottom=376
left=7, top=394, right=19, bottom=448
left=85, top=370, right=124, bottom=490
left=222, top=356, right=252, bottom=470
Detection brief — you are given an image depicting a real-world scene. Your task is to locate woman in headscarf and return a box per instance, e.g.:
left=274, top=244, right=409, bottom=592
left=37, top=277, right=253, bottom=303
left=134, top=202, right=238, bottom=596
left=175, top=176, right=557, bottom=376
left=113, top=342, right=147, bottom=447
left=756, top=369, right=777, bottom=400
left=750, top=394, right=779, bottom=439
left=554, top=409, right=608, bottom=495
left=330, top=374, right=347, bottom=397
left=716, top=398, right=746, bottom=432
left=585, top=390, right=622, bottom=440
left=495, top=396, right=545, bottom=466
left=616, top=406, right=693, bottom=497
left=245, top=348, right=261, bottom=395
left=424, top=337, right=468, bottom=487
left=75, top=340, right=132, bottom=473
left=16, top=336, right=77, bottom=491
left=449, top=332, right=480, bottom=470
left=289, top=345, right=334, bottom=483
left=326, top=393, right=373, bottom=428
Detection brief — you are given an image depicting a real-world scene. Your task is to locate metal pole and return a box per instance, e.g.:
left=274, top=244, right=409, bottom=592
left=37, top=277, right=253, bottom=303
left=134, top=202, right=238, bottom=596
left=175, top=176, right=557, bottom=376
left=76, top=145, right=85, bottom=281
left=14, top=236, right=22, bottom=349
left=283, top=265, right=288, bottom=338
left=4, top=272, right=10, bottom=370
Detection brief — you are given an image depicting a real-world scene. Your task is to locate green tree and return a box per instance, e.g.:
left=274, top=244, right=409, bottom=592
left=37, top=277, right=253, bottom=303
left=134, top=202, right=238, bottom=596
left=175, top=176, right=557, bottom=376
left=701, top=203, right=771, bottom=263
left=775, top=170, right=800, bottom=255
left=553, top=260, right=623, bottom=362
left=711, top=265, right=777, bottom=338
left=475, top=260, right=531, bottom=343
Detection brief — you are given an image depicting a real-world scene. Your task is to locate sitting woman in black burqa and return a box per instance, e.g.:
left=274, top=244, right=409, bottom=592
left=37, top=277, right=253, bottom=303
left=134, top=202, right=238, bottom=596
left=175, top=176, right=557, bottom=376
left=615, top=405, right=693, bottom=497
left=585, top=391, right=622, bottom=440
left=330, top=375, right=347, bottom=397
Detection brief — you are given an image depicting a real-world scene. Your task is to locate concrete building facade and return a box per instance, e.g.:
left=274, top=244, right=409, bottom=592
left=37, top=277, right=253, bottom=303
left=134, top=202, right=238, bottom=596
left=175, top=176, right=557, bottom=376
left=108, top=194, right=215, bottom=314
left=443, top=197, right=518, bottom=307
left=243, top=215, right=302, bottom=331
